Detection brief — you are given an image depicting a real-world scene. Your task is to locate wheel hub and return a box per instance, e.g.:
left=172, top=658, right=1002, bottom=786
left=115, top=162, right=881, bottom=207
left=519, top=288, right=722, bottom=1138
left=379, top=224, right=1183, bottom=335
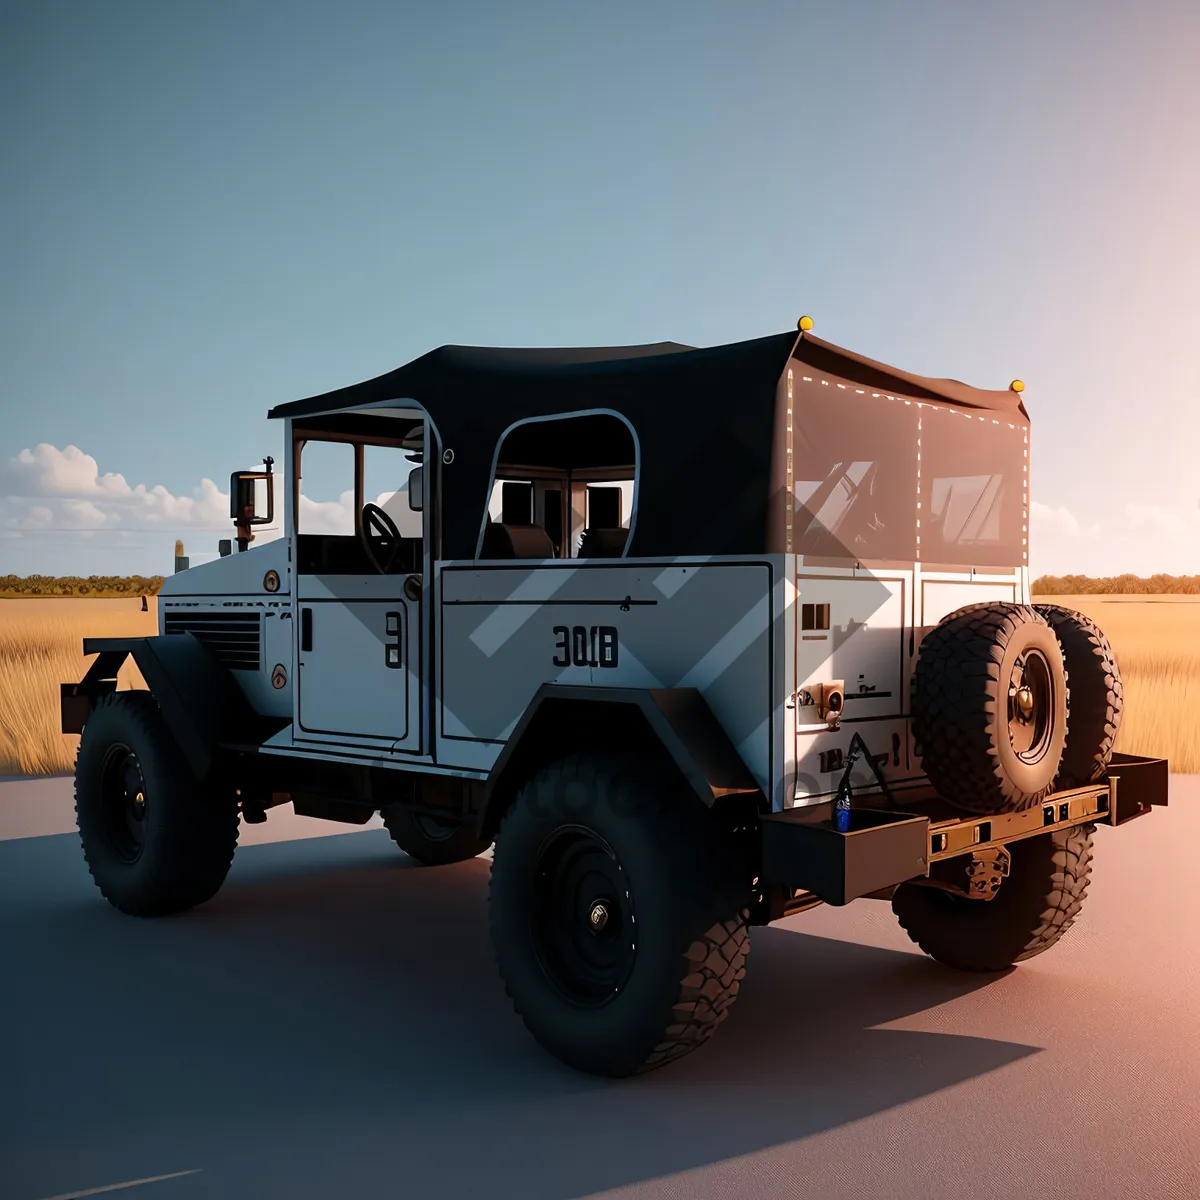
left=1007, top=651, right=1054, bottom=764
left=100, top=744, right=149, bottom=863
left=530, top=826, right=637, bottom=1007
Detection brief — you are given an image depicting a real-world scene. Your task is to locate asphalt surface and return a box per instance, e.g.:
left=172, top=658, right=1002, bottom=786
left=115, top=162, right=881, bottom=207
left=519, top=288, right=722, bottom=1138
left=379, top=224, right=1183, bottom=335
left=2, top=774, right=1198, bottom=1200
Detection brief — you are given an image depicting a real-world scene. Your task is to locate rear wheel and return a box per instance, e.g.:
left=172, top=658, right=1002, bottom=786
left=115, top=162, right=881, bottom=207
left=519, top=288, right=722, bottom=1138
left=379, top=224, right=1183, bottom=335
left=380, top=804, right=491, bottom=866
left=489, top=754, right=750, bottom=1077
left=75, top=691, right=238, bottom=916
left=912, top=602, right=1068, bottom=813
left=892, top=824, right=1094, bottom=971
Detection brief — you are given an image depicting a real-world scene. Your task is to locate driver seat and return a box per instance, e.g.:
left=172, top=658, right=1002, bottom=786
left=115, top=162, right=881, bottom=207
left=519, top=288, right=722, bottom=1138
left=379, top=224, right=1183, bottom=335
left=481, top=522, right=555, bottom=559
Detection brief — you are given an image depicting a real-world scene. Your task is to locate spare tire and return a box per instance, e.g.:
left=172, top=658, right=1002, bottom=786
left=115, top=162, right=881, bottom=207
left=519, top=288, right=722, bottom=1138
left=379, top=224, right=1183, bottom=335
left=913, top=602, right=1068, bottom=814
left=1034, top=604, right=1123, bottom=787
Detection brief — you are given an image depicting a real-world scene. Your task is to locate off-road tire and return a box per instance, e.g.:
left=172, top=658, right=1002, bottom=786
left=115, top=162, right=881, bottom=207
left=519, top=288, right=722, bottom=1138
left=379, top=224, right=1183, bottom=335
left=75, top=691, right=238, bottom=916
left=489, top=753, right=750, bottom=1077
left=1034, top=604, right=1123, bottom=787
left=892, top=823, right=1094, bottom=971
left=380, top=804, right=491, bottom=866
left=912, top=602, right=1068, bottom=814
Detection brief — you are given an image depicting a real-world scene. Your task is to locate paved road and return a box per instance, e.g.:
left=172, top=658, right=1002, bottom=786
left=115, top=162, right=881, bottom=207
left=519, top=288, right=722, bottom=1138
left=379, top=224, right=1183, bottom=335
left=2, top=774, right=1198, bottom=1200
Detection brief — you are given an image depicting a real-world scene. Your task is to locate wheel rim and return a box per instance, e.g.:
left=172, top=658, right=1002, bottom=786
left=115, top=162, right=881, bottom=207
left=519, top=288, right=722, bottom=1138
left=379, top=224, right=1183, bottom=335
left=1007, top=648, right=1055, bottom=764
left=530, top=825, right=637, bottom=1008
left=100, top=743, right=148, bottom=863
left=413, top=812, right=460, bottom=843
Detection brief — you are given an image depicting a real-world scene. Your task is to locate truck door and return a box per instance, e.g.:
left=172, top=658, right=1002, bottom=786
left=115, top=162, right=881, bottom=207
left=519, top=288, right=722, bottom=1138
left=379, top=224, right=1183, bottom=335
left=291, top=430, right=425, bottom=756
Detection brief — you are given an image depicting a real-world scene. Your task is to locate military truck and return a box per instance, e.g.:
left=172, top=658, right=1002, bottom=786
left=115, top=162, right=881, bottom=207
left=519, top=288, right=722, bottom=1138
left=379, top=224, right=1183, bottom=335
left=61, top=320, right=1168, bottom=1077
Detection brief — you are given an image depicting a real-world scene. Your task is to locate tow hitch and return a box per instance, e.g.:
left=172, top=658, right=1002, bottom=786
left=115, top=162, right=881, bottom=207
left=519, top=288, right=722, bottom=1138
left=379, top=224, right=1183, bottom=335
left=909, top=844, right=1012, bottom=901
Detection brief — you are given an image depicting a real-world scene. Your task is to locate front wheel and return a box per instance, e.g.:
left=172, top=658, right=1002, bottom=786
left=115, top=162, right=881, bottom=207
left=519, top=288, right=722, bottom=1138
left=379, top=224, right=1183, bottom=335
left=489, top=754, right=750, bottom=1077
left=75, top=692, right=238, bottom=916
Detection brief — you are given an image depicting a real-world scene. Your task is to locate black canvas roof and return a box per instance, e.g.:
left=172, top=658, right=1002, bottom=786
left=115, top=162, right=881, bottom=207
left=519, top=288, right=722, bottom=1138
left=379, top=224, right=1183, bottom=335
left=269, top=329, right=1027, bottom=560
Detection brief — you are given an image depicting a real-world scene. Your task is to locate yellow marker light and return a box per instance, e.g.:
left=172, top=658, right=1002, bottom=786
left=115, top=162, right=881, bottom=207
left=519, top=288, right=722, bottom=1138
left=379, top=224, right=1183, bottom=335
left=1010, top=379, right=1025, bottom=393
left=798, top=315, right=814, bottom=332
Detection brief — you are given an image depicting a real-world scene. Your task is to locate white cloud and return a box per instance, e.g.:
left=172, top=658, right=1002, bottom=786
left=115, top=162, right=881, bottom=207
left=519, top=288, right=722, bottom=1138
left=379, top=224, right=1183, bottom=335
left=1029, top=495, right=1200, bottom=577
left=1112, top=503, right=1197, bottom=539
left=0, top=445, right=420, bottom=552
left=0, top=444, right=246, bottom=542
left=0, top=444, right=131, bottom=498
left=1029, top=500, right=1080, bottom=537
left=297, top=489, right=356, bottom=536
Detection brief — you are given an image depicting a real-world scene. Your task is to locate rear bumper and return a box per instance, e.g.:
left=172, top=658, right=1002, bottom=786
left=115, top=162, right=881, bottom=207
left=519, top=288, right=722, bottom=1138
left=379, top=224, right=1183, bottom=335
left=762, top=754, right=1171, bottom=907
left=762, top=807, right=929, bottom=907
left=1106, top=752, right=1170, bottom=822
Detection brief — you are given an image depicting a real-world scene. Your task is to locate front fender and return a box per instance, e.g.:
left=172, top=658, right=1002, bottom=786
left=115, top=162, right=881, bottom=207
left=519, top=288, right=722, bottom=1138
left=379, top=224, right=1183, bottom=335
left=62, top=634, right=252, bottom=779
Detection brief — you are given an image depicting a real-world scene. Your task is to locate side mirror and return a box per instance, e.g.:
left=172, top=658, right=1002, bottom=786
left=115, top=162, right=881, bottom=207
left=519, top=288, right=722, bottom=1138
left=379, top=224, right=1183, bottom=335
left=230, top=472, right=275, bottom=525
left=407, top=467, right=424, bottom=513
left=230, top=456, right=275, bottom=551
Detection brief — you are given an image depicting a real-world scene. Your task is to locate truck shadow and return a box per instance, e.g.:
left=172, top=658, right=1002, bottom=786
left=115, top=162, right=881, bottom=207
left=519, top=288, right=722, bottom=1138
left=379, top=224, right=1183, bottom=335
left=2, top=829, right=1038, bottom=1200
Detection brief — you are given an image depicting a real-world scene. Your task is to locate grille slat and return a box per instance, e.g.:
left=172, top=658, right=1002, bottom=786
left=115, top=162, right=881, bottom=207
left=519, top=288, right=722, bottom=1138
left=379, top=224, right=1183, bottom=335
left=164, top=612, right=262, bottom=671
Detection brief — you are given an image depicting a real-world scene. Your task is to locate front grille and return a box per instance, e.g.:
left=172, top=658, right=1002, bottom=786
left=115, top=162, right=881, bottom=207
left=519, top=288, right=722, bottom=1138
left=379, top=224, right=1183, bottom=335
left=164, top=611, right=261, bottom=670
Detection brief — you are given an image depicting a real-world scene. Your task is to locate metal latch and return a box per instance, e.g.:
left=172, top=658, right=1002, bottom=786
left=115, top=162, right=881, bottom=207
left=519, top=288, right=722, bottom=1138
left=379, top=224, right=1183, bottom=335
left=789, top=681, right=845, bottom=729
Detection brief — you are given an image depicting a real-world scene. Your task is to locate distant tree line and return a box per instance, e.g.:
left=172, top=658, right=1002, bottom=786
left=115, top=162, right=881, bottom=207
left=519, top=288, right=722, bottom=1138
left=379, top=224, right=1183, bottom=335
left=0, top=575, right=166, bottom=598
left=2, top=572, right=1197, bottom=598
left=1032, top=573, right=1200, bottom=595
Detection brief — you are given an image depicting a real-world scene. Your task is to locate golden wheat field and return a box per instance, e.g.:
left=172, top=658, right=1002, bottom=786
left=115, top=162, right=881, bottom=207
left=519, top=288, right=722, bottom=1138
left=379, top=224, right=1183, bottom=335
left=0, top=598, right=156, bottom=776
left=0, top=594, right=1197, bottom=778
left=1035, top=595, right=1200, bottom=775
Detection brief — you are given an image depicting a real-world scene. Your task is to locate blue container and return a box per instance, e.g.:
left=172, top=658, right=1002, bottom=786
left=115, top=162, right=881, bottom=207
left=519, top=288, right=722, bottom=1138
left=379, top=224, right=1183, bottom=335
left=834, top=790, right=852, bottom=832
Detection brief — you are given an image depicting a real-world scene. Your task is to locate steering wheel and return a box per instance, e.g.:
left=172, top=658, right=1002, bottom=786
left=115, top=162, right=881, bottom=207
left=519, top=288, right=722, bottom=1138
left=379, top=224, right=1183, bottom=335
left=361, top=502, right=402, bottom=575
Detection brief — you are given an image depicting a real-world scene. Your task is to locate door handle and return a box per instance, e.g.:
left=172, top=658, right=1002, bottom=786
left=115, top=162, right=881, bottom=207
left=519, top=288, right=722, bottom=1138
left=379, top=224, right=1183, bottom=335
left=384, top=611, right=403, bottom=669
left=301, top=607, right=313, bottom=652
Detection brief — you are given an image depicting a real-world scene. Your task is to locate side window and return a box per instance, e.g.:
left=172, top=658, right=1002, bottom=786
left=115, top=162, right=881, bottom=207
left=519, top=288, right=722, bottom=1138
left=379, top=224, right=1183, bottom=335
left=585, top=483, right=632, bottom=530
left=919, top=406, right=1027, bottom=567
left=296, top=439, right=355, bottom=535
left=792, top=386, right=918, bottom=561
left=364, top=443, right=423, bottom=540
left=479, top=414, right=637, bottom=560
left=488, top=479, right=534, bottom=524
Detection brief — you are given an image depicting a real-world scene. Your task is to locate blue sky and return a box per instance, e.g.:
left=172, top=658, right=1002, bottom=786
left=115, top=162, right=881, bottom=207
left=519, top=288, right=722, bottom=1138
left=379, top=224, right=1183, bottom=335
left=2, top=0, right=1197, bottom=576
